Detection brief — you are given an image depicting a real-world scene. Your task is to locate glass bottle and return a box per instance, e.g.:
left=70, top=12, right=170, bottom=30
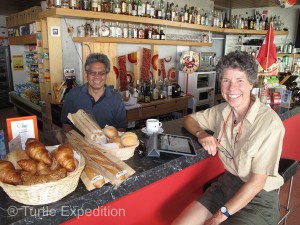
left=69, top=0, right=78, bottom=9
left=141, top=0, right=146, bottom=16
left=91, top=0, right=98, bottom=11
left=160, top=0, right=165, bottom=20
left=144, top=82, right=151, bottom=103
left=137, top=0, right=142, bottom=16
left=159, top=26, right=165, bottom=40
left=115, top=22, right=122, bottom=38
left=152, top=80, right=159, bottom=101
left=82, top=0, right=90, bottom=10
left=171, top=3, right=176, bottom=21
left=109, top=0, right=114, bottom=13
left=127, top=0, right=132, bottom=15
left=98, top=0, right=102, bottom=11
left=183, top=5, right=188, bottom=23
left=123, top=23, right=128, bottom=38
left=121, top=0, right=127, bottom=14
left=150, top=1, right=155, bottom=18
left=132, top=0, right=137, bottom=16
left=132, top=24, right=138, bottom=38
left=102, top=0, right=110, bottom=12
left=145, top=0, right=151, bottom=17
left=138, top=24, right=145, bottom=39
left=155, top=2, right=162, bottom=19
left=115, top=0, right=121, bottom=14
left=109, top=22, right=116, bottom=37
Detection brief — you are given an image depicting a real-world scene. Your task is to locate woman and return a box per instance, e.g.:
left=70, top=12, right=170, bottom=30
left=172, top=51, right=285, bottom=225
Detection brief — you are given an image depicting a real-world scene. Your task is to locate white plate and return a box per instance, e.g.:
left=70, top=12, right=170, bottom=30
left=141, top=127, right=164, bottom=135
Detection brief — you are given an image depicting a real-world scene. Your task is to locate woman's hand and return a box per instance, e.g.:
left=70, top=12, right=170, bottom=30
left=204, top=211, right=227, bottom=225
left=197, top=131, right=219, bottom=156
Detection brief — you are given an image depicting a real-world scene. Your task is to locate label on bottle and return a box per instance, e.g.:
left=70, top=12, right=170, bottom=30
left=160, top=34, right=165, bottom=40
left=123, top=27, right=128, bottom=38
left=167, top=85, right=172, bottom=96
left=91, top=0, right=98, bottom=8
left=137, top=6, right=142, bottom=16
left=115, top=27, right=122, bottom=38
left=115, top=7, right=121, bottom=13
left=132, top=9, right=137, bottom=16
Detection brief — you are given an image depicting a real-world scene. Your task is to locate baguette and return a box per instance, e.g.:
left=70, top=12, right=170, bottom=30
left=84, top=147, right=126, bottom=181
left=83, top=165, right=105, bottom=188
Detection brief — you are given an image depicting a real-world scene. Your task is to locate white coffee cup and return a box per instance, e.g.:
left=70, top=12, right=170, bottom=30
left=146, top=119, right=162, bottom=134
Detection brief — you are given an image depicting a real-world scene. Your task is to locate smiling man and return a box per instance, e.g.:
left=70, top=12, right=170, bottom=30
left=61, top=53, right=127, bottom=133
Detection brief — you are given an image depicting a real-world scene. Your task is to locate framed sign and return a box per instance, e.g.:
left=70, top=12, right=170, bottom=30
left=6, top=115, right=39, bottom=149
left=280, top=90, right=292, bottom=108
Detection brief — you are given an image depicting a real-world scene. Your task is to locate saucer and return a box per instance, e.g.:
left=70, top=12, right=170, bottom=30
left=141, top=127, right=164, bottom=135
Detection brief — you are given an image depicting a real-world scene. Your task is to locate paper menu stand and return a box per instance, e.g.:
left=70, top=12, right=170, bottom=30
left=8, top=135, right=23, bottom=152
left=6, top=115, right=38, bottom=150
left=146, top=132, right=160, bottom=157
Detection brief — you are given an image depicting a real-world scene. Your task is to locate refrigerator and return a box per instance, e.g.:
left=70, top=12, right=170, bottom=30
left=0, top=46, right=13, bottom=108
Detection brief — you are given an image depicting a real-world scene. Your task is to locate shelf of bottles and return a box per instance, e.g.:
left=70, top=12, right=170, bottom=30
left=39, top=6, right=288, bottom=36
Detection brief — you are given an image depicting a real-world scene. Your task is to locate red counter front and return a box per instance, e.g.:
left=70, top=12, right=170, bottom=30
left=64, top=113, right=299, bottom=225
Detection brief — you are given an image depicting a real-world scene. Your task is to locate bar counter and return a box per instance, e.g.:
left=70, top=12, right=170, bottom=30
left=0, top=105, right=300, bottom=225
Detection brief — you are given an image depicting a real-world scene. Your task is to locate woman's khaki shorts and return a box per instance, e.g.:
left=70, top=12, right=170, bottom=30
left=199, top=171, right=280, bottom=225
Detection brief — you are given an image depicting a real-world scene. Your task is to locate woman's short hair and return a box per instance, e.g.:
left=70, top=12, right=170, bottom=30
left=215, top=51, right=258, bottom=85
left=85, top=53, right=110, bottom=73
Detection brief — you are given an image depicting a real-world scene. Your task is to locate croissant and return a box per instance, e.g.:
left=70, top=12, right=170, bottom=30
left=17, top=159, right=38, bottom=174
left=37, top=161, right=52, bottom=175
left=25, top=140, right=52, bottom=165
left=0, top=160, right=22, bottom=185
left=53, top=144, right=76, bottom=172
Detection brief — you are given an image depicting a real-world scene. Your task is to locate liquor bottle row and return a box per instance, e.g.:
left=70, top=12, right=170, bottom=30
left=78, top=20, right=166, bottom=39
left=48, top=0, right=285, bottom=31
left=122, top=78, right=174, bottom=103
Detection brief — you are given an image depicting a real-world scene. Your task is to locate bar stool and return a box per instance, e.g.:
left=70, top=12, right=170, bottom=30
left=278, top=158, right=299, bottom=225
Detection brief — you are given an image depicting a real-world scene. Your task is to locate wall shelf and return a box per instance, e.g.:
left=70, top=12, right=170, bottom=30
left=39, top=8, right=289, bottom=36
left=277, top=53, right=300, bottom=57
left=8, top=34, right=36, bottom=45
left=73, top=37, right=212, bottom=46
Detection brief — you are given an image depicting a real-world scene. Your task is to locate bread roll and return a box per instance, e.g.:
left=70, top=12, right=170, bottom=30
left=84, top=165, right=105, bottom=188
left=103, top=126, right=118, bottom=139
left=5, top=149, right=30, bottom=169
left=121, top=132, right=139, bottom=147
left=108, top=136, right=123, bottom=148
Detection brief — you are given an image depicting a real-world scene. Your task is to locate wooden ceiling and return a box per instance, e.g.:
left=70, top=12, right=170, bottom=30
left=0, top=0, right=299, bottom=16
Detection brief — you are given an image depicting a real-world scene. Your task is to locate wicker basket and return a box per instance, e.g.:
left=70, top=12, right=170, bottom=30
left=0, top=151, right=85, bottom=205
left=100, top=144, right=139, bottom=160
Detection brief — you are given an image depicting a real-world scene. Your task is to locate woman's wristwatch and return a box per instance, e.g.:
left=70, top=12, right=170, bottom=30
left=220, top=206, right=231, bottom=218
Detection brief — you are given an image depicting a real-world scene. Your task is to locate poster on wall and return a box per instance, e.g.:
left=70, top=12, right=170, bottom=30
left=12, top=55, right=24, bottom=70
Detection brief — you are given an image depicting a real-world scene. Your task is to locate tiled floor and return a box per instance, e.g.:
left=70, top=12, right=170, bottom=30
left=0, top=106, right=299, bottom=224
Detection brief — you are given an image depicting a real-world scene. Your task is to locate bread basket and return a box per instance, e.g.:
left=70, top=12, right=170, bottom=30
left=95, top=143, right=138, bottom=160
left=0, top=150, right=85, bottom=205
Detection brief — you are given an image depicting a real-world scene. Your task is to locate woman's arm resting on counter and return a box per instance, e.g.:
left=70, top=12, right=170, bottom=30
left=183, top=115, right=219, bottom=156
